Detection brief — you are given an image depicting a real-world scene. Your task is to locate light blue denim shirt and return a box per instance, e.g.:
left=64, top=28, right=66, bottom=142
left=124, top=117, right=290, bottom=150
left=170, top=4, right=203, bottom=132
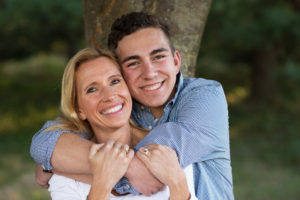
left=30, top=72, right=234, bottom=199
left=131, top=73, right=234, bottom=199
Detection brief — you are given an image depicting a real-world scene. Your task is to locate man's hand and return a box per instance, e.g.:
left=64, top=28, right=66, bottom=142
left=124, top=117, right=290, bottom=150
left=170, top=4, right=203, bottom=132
left=35, top=164, right=53, bottom=189
left=125, top=155, right=165, bottom=196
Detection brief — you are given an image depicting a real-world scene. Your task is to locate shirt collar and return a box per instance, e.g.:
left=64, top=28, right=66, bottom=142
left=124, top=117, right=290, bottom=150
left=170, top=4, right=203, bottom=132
left=168, top=71, right=184, bottom=106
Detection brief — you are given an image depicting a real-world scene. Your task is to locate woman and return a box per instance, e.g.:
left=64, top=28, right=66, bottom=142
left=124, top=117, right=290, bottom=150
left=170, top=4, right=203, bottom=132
left=47, top=48, right=196, bottom=200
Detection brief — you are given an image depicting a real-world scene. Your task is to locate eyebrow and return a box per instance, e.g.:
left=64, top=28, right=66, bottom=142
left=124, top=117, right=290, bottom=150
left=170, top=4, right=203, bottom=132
left=109, top=74, right=122, bottom=79
left=121, top=55, right=140, bottom=64
left=150, top=48, right=168, bottom=55
left=121, top=48, right=168, bottom=64
left=84, top=74, right=122, bottom=90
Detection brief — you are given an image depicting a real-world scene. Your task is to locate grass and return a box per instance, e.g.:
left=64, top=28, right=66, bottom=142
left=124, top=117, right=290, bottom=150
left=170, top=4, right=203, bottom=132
left=229, top=103, right=300, bottom=199
left=0, top=54, right=299, bottom=199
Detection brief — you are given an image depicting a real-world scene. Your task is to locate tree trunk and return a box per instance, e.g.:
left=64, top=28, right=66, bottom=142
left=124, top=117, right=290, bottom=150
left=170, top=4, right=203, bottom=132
left=251, top=46, right=277, bottom=102
left=82, top=0, right=212, bottom=77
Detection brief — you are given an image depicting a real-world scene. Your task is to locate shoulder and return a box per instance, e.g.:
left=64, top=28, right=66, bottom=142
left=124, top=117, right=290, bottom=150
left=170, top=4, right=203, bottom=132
left=182, top=78, right=223, bottom=92
left=177, top=78, right=225, bottom=102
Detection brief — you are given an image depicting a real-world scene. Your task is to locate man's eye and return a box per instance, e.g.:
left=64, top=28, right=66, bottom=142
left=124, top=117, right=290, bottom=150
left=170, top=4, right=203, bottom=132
left=111, top=79, right=120, bottom=85
left=154, top=55, right=165, bottom=60
left=87, top=87, right=96, bottom=93
left=128, top=61, right=138, bottom=67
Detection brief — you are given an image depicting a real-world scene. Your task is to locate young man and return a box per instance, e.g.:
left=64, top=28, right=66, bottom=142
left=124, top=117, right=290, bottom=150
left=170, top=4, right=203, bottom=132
left=31, top=12, right=234, bottom=199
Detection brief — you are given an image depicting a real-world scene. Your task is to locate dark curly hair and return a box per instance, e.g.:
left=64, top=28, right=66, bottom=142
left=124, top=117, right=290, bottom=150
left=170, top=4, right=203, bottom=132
left=108, top=12, right=174, bottom=55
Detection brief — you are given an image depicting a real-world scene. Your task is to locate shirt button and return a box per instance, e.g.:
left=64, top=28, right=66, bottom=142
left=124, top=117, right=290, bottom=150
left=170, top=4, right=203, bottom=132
left=148, top=126, right=152, bottom=130
left=126, top=184, right=131, bottom=189
left=141, top=106, right=145, bottom=110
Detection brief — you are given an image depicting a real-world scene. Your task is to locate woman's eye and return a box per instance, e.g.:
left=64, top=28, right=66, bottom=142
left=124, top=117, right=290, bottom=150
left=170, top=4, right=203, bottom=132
left=111, top=79, right=120, bottom=85
left=87, top=87, right=96, bottom=93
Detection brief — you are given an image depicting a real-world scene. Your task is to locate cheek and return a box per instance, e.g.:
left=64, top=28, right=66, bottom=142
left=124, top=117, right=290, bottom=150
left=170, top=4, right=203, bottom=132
left=79, top=96, right=97, bottom=111
left=123, top=70, right=139, bottom=83
left=119, top=87, right=132, bottom=101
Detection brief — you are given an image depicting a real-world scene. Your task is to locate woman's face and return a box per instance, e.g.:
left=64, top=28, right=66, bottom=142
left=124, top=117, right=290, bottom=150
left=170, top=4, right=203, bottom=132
left=76, top=56, right=132, bottom=131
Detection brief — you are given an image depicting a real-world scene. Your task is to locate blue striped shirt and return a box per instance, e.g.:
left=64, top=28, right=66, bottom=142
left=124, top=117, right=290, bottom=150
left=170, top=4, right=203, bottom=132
left=130, top=73, right=234, bottom=199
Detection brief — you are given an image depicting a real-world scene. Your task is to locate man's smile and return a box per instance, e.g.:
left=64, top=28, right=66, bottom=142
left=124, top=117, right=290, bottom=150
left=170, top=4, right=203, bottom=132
left=141, top=81, right=164, bottom=91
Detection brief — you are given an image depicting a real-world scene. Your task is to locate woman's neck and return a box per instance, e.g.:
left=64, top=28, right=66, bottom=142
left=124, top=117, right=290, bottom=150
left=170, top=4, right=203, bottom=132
left=92, top=123, right=131, bottom=146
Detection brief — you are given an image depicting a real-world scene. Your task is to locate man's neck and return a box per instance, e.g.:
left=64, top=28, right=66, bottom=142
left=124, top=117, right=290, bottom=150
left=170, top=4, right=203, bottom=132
left=150, top=107, right=164, bottom=119
left=149, top=86, right=177, bottom=119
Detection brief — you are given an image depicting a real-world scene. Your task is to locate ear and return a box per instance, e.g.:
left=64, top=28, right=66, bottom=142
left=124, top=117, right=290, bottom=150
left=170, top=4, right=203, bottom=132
left=173, top=50, right=181, bottom=74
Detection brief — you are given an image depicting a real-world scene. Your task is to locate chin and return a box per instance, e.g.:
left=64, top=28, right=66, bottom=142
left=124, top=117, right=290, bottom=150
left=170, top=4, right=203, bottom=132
left=145, top=101, right=165, bottom=108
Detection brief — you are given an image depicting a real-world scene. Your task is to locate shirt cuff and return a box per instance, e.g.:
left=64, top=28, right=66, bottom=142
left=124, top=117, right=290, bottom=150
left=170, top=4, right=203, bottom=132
left=114, top=177, right=139, bottom=195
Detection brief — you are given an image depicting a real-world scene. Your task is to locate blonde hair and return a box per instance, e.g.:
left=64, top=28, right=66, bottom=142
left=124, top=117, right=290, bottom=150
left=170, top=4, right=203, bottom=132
left=46, top=48, right=119, bottom=137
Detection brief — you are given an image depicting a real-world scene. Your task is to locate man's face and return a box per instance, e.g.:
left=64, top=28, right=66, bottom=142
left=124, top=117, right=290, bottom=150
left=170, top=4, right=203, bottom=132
left=116, top=28, right=181, bottom=112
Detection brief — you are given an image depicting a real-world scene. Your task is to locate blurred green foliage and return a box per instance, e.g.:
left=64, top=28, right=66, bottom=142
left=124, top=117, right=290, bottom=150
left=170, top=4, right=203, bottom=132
left=0, top=54, right=66, bottom=199
left=0, top=0, right=84, bottom=60
left=196, top=0, right=300, bottom=102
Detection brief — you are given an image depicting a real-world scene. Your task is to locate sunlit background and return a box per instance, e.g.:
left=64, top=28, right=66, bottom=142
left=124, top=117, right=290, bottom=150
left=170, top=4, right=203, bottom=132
left=0, top=0, right=299, bottom=199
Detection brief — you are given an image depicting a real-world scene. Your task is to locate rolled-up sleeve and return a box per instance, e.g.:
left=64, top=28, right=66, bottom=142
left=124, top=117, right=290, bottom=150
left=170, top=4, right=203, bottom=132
left=135, top=83, right=230, bottom=168
left=30, top=120, right=73, bottom=170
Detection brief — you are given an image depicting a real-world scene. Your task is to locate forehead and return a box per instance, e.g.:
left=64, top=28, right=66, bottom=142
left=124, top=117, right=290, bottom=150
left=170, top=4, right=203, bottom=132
left=77, top=57, right=120, bottom=78
left=116, top=28, right=171, bottom=60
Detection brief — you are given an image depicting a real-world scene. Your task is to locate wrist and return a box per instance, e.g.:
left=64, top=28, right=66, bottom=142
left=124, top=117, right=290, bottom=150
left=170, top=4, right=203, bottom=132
left=168, top=172, right=190, bottom=200
left=89, top=179, right=111, bottom=200
left=125, top=155, right=136, bottom=178
left=168, top=170, right=186, bottom=189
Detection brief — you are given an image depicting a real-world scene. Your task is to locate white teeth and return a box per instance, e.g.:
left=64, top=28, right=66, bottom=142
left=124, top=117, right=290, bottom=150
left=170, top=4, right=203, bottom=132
left=143, top=82, right=162, bottom=91
left=101, top=104, right=122, bottom=114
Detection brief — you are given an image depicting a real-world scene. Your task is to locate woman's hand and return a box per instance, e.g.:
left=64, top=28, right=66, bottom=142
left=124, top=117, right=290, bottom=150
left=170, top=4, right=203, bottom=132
left=136, top=144, right=190, bottom=200
left=88, top=140, right=134, bottom=199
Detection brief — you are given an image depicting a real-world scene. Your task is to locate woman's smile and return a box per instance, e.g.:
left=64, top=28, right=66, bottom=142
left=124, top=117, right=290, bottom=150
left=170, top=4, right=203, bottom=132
left=100, top=103, right=123, bottom=115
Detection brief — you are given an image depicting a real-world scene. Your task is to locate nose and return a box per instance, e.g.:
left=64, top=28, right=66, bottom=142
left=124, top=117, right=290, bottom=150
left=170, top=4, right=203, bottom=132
left=142, top=60, right=157, bottom=79
left=101, top=86, right=115, bottom=102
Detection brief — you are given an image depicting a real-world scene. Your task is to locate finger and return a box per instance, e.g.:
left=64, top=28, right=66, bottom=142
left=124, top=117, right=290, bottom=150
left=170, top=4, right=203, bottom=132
left=120, top=144, right=130, bottom=154
left=89, top=144, right=103, bottom=157
left=138, top=146, right=151, bottom=157
left=126, top=149, right=135, bottom=160
left=163, top=145, right=174, bottom=153
left=145, top=144, right=159, bottom=149
left=114, top=141, right=122, bottom=150
left=159, top=185, right=166, bottom=192
left=136, top=149, right=151, bottom=166
left=42, top=183, right=50, bottom=189
left=123, top=144, right=130, bottom=153
left=104, top=139, right=115, bottom=149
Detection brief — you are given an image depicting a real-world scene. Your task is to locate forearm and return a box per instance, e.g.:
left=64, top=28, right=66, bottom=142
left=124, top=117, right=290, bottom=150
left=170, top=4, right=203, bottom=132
left=53, top=170, right=93, bottom=184
left=51, top=133, right=94, bottom=174
left=88, top=179, right=111, bottom=200
left=125, top=155, right=164, bottom=195
left=169, top=174, right=190, bottom=200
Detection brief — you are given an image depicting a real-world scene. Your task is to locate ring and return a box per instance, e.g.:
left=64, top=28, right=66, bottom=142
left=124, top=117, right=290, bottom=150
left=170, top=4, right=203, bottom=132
left=124, top=145, right=129, bottom=154
left=143, top=147, right=150, bottom=155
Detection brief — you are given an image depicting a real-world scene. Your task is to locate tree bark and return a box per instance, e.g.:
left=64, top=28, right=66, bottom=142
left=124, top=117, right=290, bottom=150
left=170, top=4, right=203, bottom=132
left=251, top=46, right=277, bottom=102
left=82, top=0, right=212, bottom=77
